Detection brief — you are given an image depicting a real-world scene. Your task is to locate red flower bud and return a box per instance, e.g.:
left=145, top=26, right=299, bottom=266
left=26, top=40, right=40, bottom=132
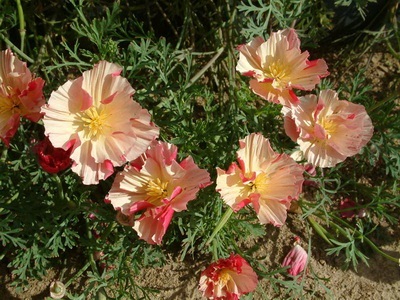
left=34, top=137, right=72, bottom=174
left=339, top=198, right=356, bottom=219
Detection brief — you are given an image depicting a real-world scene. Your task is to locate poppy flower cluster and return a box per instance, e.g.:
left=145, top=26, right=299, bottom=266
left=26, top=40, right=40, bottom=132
left=0, top=25, right=375, bottom=300
left=237, top=28, right=373, bottom=168
left=1, top=50, right=211, bottom=247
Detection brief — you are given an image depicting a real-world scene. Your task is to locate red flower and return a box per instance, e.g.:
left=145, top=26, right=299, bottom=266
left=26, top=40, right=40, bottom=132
left=34, top=137, right=72, bottom=174
left=199, top=254, right=258, bottom=300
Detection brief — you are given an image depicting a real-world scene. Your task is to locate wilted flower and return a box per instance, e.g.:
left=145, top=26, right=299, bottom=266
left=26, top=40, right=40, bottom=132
left=282, top=238, right=308, bottom=276
left=49, top=281, right=66, bottom=299
left=236, top=28, right=329, bottom=106
left=0, top=49, right=45, bottom=145
left=42, top=61, right=159, bottom=184
left=34, top=137, right=72, bottom=174
left=283, top=89, right=374, bottom=168
left=199, top=253, right=258, bottom=300
left=107, top=141, right=211, bottom=245
left=216, top=133, right=304, bottom=226
left=115, top=210, right=134, bottom=227
left=339, top=198, right=356, bottom=219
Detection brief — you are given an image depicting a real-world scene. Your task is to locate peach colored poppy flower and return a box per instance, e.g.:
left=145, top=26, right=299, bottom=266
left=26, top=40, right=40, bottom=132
left=0, top=49, right=45, bottom=145
left=236, top=29, right=329, bottom=106
left=107, top=141, right=211, bottom=245
left=198, top=253, right=258, bottom=300
left=216, top=133, right=304, bottom=226
left=42, top=61, right=159, bottom=184
left=282, top=89, right=374, bottom=168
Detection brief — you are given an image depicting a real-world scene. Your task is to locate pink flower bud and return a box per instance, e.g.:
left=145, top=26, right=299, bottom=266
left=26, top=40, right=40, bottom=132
left=282, top=244, right=308, bottom=276
left=304, top=163, right=316, bottom=176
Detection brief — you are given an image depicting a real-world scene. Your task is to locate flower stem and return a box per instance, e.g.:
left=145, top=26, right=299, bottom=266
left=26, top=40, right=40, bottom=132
left=0, top=33, right=33, bottom=63
left=65, top=261, right=91, bottom=288
left=1, top=147, right=8, bottom=163
left=86, top=219, right=100, bottom=277
left=367, top=93, right=397, bottom=113
left=52, top=174, right=65, bottom=203
left=15, top=0, right=26, bottom=53
left=206, top=207, right=233, bottom=246
left=312, top=212, right=399, bottom=265
left=330, top=214, right=400, bottom=264
left=307, top=216, right=333, bottom=246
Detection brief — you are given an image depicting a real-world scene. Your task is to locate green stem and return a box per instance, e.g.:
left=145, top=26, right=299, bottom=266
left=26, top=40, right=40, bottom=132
left=367, top=93, right=397, bottom=113
left=330, top=215, right=399, bottom=264
left=206, top=207, right=233, bottom=246
left=212, top=240, right=218, bottom=261
left=86, top=219, right=100, bottom=277
left=64, top=262, right=91, bottom=288
left=52, top=174, right=65, bottom=203
left=1, top=147, right=8, bottom=163
left=186, top=46, right=225, bottom=88
left=363, top=234, right=400, bottom=265
left=100, top=222, right=117, bottom=242
left=0, top=32, right=33, bottom=63
left=307, top=216, right=333, bottom=246
left=314, top=212, right=399, bottom=264
left=15, top=0, right=26, bottom=53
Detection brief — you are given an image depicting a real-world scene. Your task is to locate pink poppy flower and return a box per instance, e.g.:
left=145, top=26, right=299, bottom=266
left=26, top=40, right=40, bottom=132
left=41, top=61, right=159, bottom=184
left=283, top=89, right=374, bottom=168
left=106, top=141, right=211, bottom=245
left=282, top=240, right=308, bottom=276
left=216, top=133, right=304, bottom=226
left=236, top=28, right=329, bottom=106
left=0, top=49, right=45, bottom=145
left=199, top=253, right=258, bottom=300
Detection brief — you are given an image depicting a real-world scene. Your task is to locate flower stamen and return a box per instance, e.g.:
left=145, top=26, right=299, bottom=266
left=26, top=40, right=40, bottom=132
left=145, top=178, right=168, bottom=206
left=80, top=106, right=110, bottom=139
left=0, top=95, right=21, bottom=115
left=264, top=60, right=288, bottom=89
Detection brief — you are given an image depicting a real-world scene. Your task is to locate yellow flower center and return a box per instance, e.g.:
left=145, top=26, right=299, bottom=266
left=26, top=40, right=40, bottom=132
left=0, top=95, right=21, bottom=115
left=145, top=178, right=168, bottom=206
left=218, top=270, right=232, bottom=286
left=80, top=106, right=110, bottom=139
left=319, top=118, right=338, bottom=139
left=248, top=172, right=269, bottom=194
left=264, top=60, right=288, bottom=89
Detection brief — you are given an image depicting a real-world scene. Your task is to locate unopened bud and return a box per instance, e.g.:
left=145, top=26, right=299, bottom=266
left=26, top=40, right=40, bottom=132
left=93, top=251, right=104, bottom=261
